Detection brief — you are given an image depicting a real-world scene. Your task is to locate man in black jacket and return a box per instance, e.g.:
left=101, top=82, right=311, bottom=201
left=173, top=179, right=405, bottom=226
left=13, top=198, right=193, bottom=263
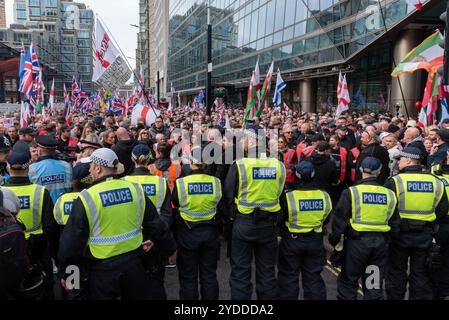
left=355, top=130, right=390, bottom=185
left=304, top=141, right=338, bottom=195
left=112, top=127, right=138, bottom=177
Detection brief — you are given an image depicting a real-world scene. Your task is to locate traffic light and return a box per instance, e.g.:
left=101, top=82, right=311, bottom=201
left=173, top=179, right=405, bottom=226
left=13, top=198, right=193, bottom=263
left=439, top=2, right=449, bottom=85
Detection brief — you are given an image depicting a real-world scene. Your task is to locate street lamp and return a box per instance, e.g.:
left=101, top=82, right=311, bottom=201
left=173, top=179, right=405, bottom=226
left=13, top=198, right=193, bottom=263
left=206, top=0, right=212, bottom=116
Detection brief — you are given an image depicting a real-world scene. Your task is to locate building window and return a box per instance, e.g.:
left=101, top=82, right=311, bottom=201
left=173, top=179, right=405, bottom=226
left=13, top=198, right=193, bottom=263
left=17, top=11, right=27, bottom=19
left=16, top=2, right=26, bottom=10
left=29, top=8, right=40, bottom=16
left=77, top=31, right=90, bottom=39
left=29, top=0, right=40, bottom=7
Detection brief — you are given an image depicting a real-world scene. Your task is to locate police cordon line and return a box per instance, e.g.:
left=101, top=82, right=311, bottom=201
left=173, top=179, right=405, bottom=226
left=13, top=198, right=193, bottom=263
left=1, top=107, right=449, bottom=301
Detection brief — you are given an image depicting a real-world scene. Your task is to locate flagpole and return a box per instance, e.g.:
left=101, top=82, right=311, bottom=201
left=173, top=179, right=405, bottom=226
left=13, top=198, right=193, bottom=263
left=96, top=14, right=158, bottom=117
left=376, top=0, right=410, bottom=119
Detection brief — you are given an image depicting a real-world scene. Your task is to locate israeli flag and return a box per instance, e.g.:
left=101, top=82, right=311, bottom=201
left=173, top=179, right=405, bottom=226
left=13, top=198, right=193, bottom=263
left=273, top=69, right=286, bottom=107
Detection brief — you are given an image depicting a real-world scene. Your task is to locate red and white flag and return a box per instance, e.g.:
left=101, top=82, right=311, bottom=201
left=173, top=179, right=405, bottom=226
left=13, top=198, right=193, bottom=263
left=48, top=78, right=55, bottom=116
left=93, top=18, right=120, bottom=82
left=405, top=0, right=422, bottom=11
left=20, top=101, right=29, bottom=128
left=336, top=73, right=350, bottom=116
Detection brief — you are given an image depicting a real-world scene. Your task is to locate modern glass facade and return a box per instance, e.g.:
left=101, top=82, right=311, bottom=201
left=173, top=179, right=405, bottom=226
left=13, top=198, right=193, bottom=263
left=168, top=0, right=440, bottom=111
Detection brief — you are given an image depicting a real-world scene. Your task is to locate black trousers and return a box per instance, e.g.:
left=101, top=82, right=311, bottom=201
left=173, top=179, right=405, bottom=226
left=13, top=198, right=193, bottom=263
left=176, top=221, right=220, bottom=300
left=143, top=245, right=167, bottom=300
left=277, top=231, right=326, bottom=300
left=434, top=223, right=449, bottom=298
left=88, top=251, right=150, bottom=300
left=386, top=231, right=433, bottom=300
left=230, top=215, right=278, bottom=300
left=337, top=236, right=388, bottom=300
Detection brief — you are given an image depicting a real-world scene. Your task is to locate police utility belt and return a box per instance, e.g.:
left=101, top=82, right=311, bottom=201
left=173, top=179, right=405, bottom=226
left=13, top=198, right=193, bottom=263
left=347, top=227, right=387, bottom=240
left=400, top=219, right=434, bottom=233
left=177, top=214, right=217, bottom=230
left=235, top=209, right=279, bottom=224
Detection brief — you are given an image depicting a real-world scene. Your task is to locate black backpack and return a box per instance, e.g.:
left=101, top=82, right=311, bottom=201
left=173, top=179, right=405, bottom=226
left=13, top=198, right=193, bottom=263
left=0, top=190, right=29, bottom=295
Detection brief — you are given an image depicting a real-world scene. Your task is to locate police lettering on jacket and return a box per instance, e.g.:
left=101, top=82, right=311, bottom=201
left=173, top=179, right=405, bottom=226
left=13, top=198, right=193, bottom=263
left=407, top=181, right=434, bottom=193
left=99, top=188, right=133, bottom=207
left=18, top=196, right=30, bottom=209
left=40, top=174, right=65, bottom=185
left=188, top=182, right=213, bottom=195
left=142, top=184, right=157, bottom=197
left=441, top=178, right=449, bottom=187
left=299, top=199, right=324, bottom=211
left=252, top=167, right=277, bottom=180
left=64, top=201, right=74, bottom=216
left=362, top=192, right=387, bottom=205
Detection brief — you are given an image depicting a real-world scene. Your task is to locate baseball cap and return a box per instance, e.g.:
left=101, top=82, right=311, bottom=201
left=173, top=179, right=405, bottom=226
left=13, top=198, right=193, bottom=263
left=295, top=161, right=315, bottom=181
left=406, top=120, right=417, bottom=127
left=7, top=151, right=32, bottom=170
left=360, top=157, right=382, bottom=174
left=379, top=132, right=392, bottom=141
left=132, top=144, right=152, bottom=161
left=78, top=139, right=102, bottom=151
left=81, top=148, right=120, bottom=168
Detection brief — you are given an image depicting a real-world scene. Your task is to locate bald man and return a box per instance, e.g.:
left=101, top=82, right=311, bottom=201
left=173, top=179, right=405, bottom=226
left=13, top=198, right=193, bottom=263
left=403, top=127, right=428, bottom=164
left=112, top=127, right=138, bottom=177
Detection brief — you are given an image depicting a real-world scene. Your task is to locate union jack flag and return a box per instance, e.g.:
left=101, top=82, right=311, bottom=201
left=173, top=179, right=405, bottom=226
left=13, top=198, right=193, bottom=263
left=112, top=96, right=126, bottom=115
left=19, top=49, right=33, bottom=96
left=71, top=76, right=81, bottom=106
left=29, top=43, right=40, bottom=75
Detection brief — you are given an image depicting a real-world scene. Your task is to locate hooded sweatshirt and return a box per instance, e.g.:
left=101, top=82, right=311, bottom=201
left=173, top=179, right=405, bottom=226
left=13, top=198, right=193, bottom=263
left=112, top=139, right=138, bottom=177
left=305, top=152, right=337, bottom=194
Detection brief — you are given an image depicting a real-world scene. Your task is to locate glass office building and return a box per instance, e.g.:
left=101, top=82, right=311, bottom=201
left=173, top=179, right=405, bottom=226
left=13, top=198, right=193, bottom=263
left=168, top=0, right=445, bottom=115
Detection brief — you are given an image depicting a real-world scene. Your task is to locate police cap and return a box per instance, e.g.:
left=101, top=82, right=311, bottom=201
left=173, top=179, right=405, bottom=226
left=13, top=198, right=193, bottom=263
left=397, top=146, right=422, bottom=160
left=35, top=134, right=59, bottom=149
left=19, top=127, right=37, bottom=136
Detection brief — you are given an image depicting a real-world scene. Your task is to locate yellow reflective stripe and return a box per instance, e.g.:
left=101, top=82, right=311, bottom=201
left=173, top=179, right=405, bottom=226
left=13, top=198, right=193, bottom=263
left=80, top=190, right=101, bottom=237
left=386, top=189, right=396, bottom=224
left=156, top=177, right=165, bottom=212
left=277, top=163, right=286, bottom=198
left=131, top=183, right=144, bottom=229
left=54, top=196, right=64, bottom=226
left=237, top=160, right=248, bottom=203
left=27, top=185, right=43, bottom=232
left=286, top=191, right=326, bottom=231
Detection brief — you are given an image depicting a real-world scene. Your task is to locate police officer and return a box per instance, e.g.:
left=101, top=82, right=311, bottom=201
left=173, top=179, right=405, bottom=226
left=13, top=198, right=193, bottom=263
left=427, top=149, right=449, bottom=299
left=53, top=192, right=79, bottom=231
left=28, top=135, right=73, bottom=203
left=277, top=161, right=332, bottom=300
left=124, top=144, right=173, bottom=300
left=58, top=148, right=177, bottom=300
left=385, top=147, right=449, bottom=300
left=171, top=148, right=223, bottom=300
left=329, top=157, right=400, bottom=300
left=224, top=126, right=286, bottom=300
left=3, top=150, right=58, bottom=300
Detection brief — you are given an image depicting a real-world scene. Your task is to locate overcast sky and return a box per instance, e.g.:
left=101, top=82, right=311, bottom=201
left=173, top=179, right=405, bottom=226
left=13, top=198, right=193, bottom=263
left=5, top=0, right=139, bottom=70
